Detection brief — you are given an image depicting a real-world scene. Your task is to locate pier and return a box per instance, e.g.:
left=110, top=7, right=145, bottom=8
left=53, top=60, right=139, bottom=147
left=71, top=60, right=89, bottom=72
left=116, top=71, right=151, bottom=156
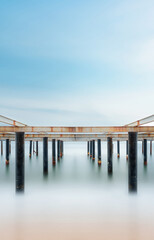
left=0, top=114, right=154, bottom=192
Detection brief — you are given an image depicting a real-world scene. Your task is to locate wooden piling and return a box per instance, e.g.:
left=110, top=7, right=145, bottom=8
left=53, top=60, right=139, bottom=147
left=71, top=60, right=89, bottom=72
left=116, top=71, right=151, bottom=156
left=52, top=139, right=56, bottom=165
left=36, top=141, right=38, bottom=156
left=29, top=140, right=32, bottom=157
left=43, top=137, right=48, bottom=174
left=143, top=139, right=147, bottom=165
left=97, top=139, right=101, bottom=165
left=16, top=132, right=25, bottom=192
left=87, top=141, right=89, bottom=156
left=117, top=140, right=120, bottom=158
left=150, top=140, right=152, bottom=155
left=1, top=140, right=3, bottom=155
left=128, top=132, right=137, bottom=192
left=107, top=137, right=112, bottom=174
left=6, top=139, right=9, bottom=165
left=92, top=140, right=95, bottom=160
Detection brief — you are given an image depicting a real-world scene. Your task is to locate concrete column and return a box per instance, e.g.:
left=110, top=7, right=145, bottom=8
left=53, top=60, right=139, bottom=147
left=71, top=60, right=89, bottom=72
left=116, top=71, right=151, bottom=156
left=90, top=141, right=92, bottom=158
left=52, top=139, right=56, bottom=165
left=97, top=139, right=101, bottom=165
left=92, top=140, right=95, bottom=160
left=150, top=140, right=152, bottom=155
left=1, top=140, right=3, bottom=155
left=107, top=137, right=112, bottom=174
left=117, top=140, right=120, bottom=158
left=57, top=140, right=60, bottom=160
left=6, top=139, right=9, bottom=165
left=43, top=137, right=48, bottom=174
left=29, top=140, right=32, bottom=157
left=142, top=140, right=144, bottom=154
left=128, top=132, right=137, bottom=192
left=87, top=141, right=89, bottom=156
left=126, top=140, right=128, bottom=160
left=143, top=139, right=147, bottom=165
left=16, top=132, right=25, bottom=192
left=36, top=141, right=38, bottom=156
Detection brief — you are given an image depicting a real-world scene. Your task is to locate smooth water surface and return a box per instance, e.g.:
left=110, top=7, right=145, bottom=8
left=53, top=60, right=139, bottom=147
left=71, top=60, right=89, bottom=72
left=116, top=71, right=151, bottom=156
left=0, top=141, right=154, bottom=240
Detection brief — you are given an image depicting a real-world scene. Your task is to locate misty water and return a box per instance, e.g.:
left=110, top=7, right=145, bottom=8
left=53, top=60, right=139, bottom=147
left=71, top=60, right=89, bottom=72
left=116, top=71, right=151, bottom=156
left=0, top=141, right=154, bottom=239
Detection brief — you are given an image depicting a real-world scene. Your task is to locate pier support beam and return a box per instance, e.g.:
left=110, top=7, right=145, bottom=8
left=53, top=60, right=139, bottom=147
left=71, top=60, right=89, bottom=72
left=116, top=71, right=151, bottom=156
left=87, top=141, right=89, bottom=156
left=126, top=140, right=128, bottom=160
left=16, top=132, right=25, bottom=192
left=43, top=137, right=48, bottom=174
left=97, top=139, right=101, bottom=165
left=128, top=132, right=137, bottom=192
left=52, top=139, right=56, bottom=165
left=92, top=140, right=95, bottom=160
left=36, top=141, right=38, bottom=156
left=107, top=137, right=112, bottom=174
left=117, top=140, right=120, bottom=158
left=6, top=139, right=9, bottom=165
left=143, top=139, right=147, bottom=165
left=142, top=140, right=144, bottom=154
left=57, top=140, right=60, bottom=160
left=1, top=140, right=3, bottom=155
left=150, top=140, right=152, bottom=155
left=90, top=141, right=92, bottom=158
left=29, top=140, right=32, bottom=157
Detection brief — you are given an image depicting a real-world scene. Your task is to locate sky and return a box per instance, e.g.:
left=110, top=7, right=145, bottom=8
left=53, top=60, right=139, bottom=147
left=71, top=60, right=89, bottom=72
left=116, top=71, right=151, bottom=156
left=0, top=0, right=154, bottom=126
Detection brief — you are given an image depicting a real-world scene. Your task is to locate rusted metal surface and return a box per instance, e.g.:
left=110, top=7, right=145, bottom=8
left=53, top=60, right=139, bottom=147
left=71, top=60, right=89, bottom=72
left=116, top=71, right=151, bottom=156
left=0, top=126, right=154, bottom=133
left=0, top=133, right=154, bottom=138
left=125, top=115, right=154, bottom=126
left=0, top=115, right=27, bottom=127
left=0, top=133, right=154, bottom=142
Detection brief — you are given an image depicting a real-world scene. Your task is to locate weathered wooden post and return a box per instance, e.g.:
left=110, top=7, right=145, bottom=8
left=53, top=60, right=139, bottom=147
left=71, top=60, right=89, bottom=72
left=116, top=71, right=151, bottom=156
left=150, top=140, right=152, bottom=155
left=92, top=140, right=95, bottom=160
left=128, top=132, right=137, bottom=192
left=60, top=141, right=62, bottom=158
left=57, top=140, right=60, bottom=160
left=117, top=140, right=120, bottom=158
left=6, top=139, right=9, bottom=165
left=61, top=141, right=63, bottom=156
left=29, top=140, right=32, bottom=157
left=90, top=141, right=92, bottom=158
left=126, top=140, right=128, bottom=160
left=143, top=139, right=147, bottom=165
left=107, top=137, right=112, bottom=174
left=36, top=141, right=38, bottom=156
left=87, top=141, right=89, bottom=156
left=52, top=139, right=56, bottom=165
left=16, top=132, right=25, bottom=192
left=33, top=141, right=35, bottom=154
left=9, top=140, right=11, bottom=154
left=43, top=137, right=48, bottom=174
left=1, top=140, right=3, bottom=155
left=97, top=139, right=101, bottom=165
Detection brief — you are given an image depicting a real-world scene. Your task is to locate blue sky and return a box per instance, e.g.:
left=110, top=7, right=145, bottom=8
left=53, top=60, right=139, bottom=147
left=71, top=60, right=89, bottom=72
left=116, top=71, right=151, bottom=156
left=0, top=0, right=154, bottom=125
